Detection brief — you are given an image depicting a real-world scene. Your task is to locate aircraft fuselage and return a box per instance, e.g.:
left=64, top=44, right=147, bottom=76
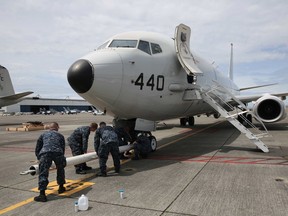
left=68, top=31, right=239, bottom=121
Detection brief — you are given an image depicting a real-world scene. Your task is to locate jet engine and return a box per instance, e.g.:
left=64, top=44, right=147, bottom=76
left=253, top=94, right=287, bottom=123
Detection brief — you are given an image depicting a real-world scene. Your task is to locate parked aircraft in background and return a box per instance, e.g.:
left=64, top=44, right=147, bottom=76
left=91, top=106, right=105, bottom=115
left=38, top=108, right=57, bottom=115
left=63, top=107, right=79, bottom=114
left=67, top=24, right=288, bottom=153
left=0, top=65, right=33, bottom=108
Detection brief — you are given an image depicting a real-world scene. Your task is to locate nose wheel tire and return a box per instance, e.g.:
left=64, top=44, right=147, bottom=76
left=180, top=118, right=187, bottom=126
left=188, top=116, right=195, bottom=126
left=149, top=136, right=157, bottom=152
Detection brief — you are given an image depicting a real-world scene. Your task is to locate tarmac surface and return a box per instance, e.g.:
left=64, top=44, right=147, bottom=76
left=0, top=113, right=287, bottom=216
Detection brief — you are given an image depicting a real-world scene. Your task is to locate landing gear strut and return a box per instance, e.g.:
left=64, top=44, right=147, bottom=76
left=180, top=116, right=195, bottom=126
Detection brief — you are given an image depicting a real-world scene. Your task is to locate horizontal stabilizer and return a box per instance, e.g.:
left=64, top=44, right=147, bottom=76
left=0, top=91, right=33, bottom=101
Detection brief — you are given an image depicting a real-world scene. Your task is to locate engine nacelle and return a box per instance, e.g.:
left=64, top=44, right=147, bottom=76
left=253, top=94, right=287, bottom=123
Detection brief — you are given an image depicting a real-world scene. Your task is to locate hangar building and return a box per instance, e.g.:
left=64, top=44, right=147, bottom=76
left=1, top=97, right=92, bottom=113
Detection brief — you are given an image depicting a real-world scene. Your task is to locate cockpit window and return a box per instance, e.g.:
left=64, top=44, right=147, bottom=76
left=138, top=40, right=151, bottom=55
left=109, top=40, right=137, bottom=48
left=97, top=41, right=110, bottom=50
left=151, top=43, right=162, bottom=54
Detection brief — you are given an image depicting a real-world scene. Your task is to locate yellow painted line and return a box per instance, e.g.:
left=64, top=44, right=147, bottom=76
left=31, top=179, right=95, bottom=197
left=0, top=197, right=34, bottom=215
left=61, top=182, right=94, bottom=196
left=0, top=179, right=94, bottom=215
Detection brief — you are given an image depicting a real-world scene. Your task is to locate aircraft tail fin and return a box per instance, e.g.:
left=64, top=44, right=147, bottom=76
left=0, top=65, right=33, bottom=107
left=229, top=43, right=233, bottom=81
left=0, top=65, right=15, bottom=97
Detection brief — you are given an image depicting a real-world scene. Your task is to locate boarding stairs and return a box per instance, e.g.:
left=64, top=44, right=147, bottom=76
left=200, top=84, right=270, bottom=153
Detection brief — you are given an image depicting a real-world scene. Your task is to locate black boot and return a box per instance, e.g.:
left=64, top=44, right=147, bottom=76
left=96, top=172, right=107, bottom=177
left=34, top=190, right=47, bottom=202
left=83, top=166, right=92, bottom=170
left=120, top=153, right=129, bottom=160
left=58, top=185, right=66, bottom=194
left=76, top=169, right=86, bottom=174
left=132, top=155, right=139, bottom=160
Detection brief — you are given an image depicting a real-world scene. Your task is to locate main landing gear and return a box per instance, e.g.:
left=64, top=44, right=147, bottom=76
left=148, top=134, right=157, bottom=152
left=237, top=113, right=252, bottom=127
left=136, top=132, right=157, bottom=152
left=113, top=118, right=158, bottom=152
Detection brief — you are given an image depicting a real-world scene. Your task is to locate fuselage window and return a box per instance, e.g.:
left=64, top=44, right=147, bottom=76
left=109, top=40, right=137, bottom=48
left=138, top=40, right=151, bottom=55
left=97, top=40, right=110, bottom=50
left=151, top=43, right=162, bottom=54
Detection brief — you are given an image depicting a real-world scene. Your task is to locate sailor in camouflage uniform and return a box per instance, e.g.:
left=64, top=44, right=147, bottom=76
left=34, top=122, right=66, bottom=202
left=132, top=134, right=152, bottom=160
left=115, top=126, right=132, bottom=159
left=114, top=126, right=132, bottom=146
left=94, top=122, right=120, bottom=176
left=67, top=123, right=98, bottom=174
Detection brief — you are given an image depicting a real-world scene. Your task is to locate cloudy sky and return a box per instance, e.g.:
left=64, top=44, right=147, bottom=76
left=1, top=0, right=288, bottom=99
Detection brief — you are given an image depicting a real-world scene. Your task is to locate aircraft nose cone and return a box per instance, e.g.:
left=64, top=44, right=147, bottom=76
left=67, top=59, right=94, bottom=94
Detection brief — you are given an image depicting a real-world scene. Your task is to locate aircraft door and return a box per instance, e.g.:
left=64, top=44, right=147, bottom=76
left=174, top=24, right=202, bottom=77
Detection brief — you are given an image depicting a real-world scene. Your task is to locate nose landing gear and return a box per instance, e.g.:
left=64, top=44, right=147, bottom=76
left=180, top=116, right=195, bottom=126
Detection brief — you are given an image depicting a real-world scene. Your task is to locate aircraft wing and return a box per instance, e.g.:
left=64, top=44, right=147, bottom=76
left=235, top=92, right=288, bottom=104
left=239, top=83, right=277, bottom=91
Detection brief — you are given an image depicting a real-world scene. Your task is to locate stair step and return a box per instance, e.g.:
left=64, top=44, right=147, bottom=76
left=200, top=85, right=269, bottom=153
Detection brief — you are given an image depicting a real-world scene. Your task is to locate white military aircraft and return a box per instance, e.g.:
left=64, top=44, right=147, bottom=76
left=91, top=105, right=105, bottom=115
left=0, top=65, right=33, bottom=108
left=63, top=107, right=79, bottom=114
left=67, top=24, right=287, bottom=153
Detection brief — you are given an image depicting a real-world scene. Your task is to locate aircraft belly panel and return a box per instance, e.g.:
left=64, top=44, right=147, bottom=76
left=112, top=91, right=193, bottom=120
left=184, top=100, right=214, bottom=117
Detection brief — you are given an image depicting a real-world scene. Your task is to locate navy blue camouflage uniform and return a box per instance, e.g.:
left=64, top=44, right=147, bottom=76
left=115, top=127, right=132, bottom=146
left=115, top=127, right=133, bottom=159
left=67, top=126, right=90, bottom=171
left=133, top=135, right=152, bottom=159
left=35, top=130, right=66, bottom=191
left=94, top=126, right=120, bottom=174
